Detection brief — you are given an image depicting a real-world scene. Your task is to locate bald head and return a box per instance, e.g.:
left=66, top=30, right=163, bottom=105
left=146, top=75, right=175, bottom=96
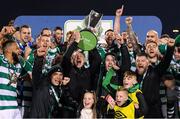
left=146, top=30, right=159, bottom=43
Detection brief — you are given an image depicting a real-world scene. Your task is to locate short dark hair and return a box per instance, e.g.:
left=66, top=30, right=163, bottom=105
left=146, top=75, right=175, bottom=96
left=41, top=27, right=51, bottom=35
left=105, top=52, right=118, bottom=61
left=160, top=34, right=170, bottom=39
left=124, top=71, right=137, bottom=78
left=20, top=25, right=30, bottom=32
left=2, top=38, right=16, bottom=52
left=54, top=26, right=62, bottom=31
left=105, top=29, right=114, bottom=35
left=136, top=52, right=148, bottom=58
left=161, top=73, right=175, bottom=82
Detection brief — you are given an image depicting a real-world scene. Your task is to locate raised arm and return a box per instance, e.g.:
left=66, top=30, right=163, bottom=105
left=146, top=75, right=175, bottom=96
left=114, top=6, right=124, bottom=35
left=120, top=43, right=131, bottom=73
left=89, top=48, right=102, bottom=75
left=125, top=16, right=141, bottom=54
left=32, top=47, right=46, bottom=89
left=61, top=32, right=80, bottom=73
left=155, top=38, right=175, bottom=76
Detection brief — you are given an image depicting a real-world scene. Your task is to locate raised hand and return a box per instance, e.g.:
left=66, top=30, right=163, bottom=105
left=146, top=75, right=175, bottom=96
left=116, top=5, right=124, bottom=17
left=24, top=46, right=32, bottom=59
left=74, top=31, right=81, bottom=43
left=125, top=16, right=133, bottom=25
left=167, top=38, right=175, bottom=47
left=37, top=47, right=47, bottom=57
left=62, top=77, right=70, bottom=85
left=1, top=26, right=16, bottom=36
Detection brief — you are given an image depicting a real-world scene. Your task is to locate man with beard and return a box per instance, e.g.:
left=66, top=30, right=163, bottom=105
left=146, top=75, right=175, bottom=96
left=61, top=31, right=101, bottom=117
left=0, top=26, right=16, bottom=54
left=135, top=39, right=175, bottom=118
left=145, top=40, right=169, bottom=117
left=52, top=27, right=64, bottom=48
left=0, top=37, right=31, bottom=119
left=105, top=29, right=120, bottom=53
left=145, top=41, right=160, bottom=65
left=146, top=30, right=159, bottom=43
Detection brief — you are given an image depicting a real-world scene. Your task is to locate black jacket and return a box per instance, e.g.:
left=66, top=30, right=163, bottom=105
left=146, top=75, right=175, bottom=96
left=61, top=42, right=101, bottom=104
left=97, top=43, right=131, bottom=98
left=30, top=55, right=77, bottom=118
left=136, top=46, right=174, bottom=118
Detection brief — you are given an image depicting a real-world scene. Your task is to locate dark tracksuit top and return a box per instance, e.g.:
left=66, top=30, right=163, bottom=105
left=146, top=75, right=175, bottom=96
left=61, top=41, right=102, bottom=104
left=136, top=45, right=174, bottom=118
left=30, top=55, right=77, bottom=118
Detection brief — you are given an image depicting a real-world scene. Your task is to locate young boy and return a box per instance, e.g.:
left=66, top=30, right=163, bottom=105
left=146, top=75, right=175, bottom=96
left=106, top=87, right=143, bottom=118
left=123, top=71, right=148, bottom=117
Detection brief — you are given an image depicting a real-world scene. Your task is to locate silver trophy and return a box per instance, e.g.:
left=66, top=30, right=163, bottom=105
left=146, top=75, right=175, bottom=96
left=84, top=10, right=103, bottom=29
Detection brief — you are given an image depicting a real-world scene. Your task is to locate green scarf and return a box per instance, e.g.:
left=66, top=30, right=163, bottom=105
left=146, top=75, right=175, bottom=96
left=128, top=83, right=140, bottom=93
left=102, top=68, right=119, bottom=93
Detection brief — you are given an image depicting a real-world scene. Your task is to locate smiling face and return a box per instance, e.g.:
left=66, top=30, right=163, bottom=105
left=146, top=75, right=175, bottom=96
left=105, top=55, right=116, bottom=71
left=146, top=30, right=158, bottom=43
left=51, top=72, right=63, bottom=86
left=136, top=55, right=149, bottom=75
left=83, top=92, right=95, bottom=109
left=20, top=27, right=31, bottom=43
left=115, top=90, right=128, bottom=106
left=145, top=42, right=158, bottom=58
left=105, top=30, right=115, bottom=46
left=71, top=51, right=85, bottom=69
left=54, top=29, right=63, bottom=43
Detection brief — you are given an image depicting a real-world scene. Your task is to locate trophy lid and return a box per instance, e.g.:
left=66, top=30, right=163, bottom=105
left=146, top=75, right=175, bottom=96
left=84, top=10, right=103, bottom=29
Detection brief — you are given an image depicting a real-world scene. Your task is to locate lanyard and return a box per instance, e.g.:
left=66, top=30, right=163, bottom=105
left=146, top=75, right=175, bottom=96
left=17, top=40, right=26, bottom=51
left=139, top=71, right=147, bottom=90
left=50, top=86, right=62, bottom=105
left=49, top=86, right=62, bottom=118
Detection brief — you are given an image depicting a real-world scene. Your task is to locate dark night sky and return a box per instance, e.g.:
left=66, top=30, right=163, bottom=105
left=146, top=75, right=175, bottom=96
left=1, top=0, right=180, bottom=37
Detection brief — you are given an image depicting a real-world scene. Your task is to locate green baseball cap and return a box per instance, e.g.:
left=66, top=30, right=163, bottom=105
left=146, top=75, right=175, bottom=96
left=78, top=29, right=97, bottom=51
left=158, top=44, right=167, bottom=55
left=175, top=34, right=180, bottom=45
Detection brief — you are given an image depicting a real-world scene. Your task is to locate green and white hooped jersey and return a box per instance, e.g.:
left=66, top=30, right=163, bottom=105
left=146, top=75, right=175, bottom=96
left=0, top=55, right=21, bottom=110
left=129, top=51, right=136, bottom=72
left=168, top=56, right=180, bottom=85
left=118, top=51, right=136, bottom=71
left=42, top=47, right=60, bottom=74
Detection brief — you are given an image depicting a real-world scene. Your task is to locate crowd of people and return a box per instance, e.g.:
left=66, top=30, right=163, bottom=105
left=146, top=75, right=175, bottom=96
left=0, top=7, right=180, bottom=119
